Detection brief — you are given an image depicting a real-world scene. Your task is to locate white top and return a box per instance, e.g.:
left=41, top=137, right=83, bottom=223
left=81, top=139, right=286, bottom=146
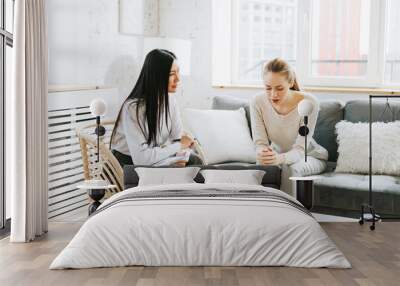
left=250, top=93, right=328, bottom=165
left=111, top=96, right=183, bottom=165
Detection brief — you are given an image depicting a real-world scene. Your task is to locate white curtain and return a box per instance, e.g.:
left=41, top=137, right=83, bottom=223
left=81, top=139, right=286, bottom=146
left=9, top=0, right=48, bottom=242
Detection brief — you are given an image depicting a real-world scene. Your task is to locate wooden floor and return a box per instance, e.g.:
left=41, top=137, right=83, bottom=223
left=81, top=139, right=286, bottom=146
left=0, top=222, right=398, bottom=286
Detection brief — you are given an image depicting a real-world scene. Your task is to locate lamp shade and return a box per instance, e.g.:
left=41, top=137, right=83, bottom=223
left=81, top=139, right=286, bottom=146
left=298, top=99, right=314, bottom=117
left=143, top=37, right=192, bottom=76
left=90, top=99, right=107, bottom=117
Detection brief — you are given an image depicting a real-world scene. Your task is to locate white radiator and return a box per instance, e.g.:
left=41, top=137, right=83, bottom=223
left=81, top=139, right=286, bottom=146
left=47, top=87, right=123, bottom=219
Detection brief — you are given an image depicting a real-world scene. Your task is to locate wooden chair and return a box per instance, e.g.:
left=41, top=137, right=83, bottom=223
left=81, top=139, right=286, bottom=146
left=76, top=120, right=124, bottom=197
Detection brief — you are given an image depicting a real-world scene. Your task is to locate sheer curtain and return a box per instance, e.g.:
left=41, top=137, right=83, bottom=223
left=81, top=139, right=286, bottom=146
left=9, top=0, right=48, bottom=242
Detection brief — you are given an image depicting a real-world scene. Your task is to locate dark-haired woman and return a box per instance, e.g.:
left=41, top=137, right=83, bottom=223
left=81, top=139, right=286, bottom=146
left=110, top=49, right=198, bottom=167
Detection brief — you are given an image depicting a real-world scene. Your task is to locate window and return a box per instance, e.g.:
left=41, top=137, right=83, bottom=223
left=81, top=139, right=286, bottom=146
left=384, top=0, right=400, bottom=84
left=232, top=0, right=298, bottom=84
left=311, top=0, right=370, bottom=78
left=1, top=0, right=14, bottom=230
left=213, top=0, right=396, bottom=88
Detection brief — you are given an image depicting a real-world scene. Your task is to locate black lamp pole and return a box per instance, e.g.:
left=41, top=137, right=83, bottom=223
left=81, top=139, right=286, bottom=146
left=96, top=116, right=100, bottom=163
left=94, top=116, right=106, bottom=163
left=296, top=115, right=312, bottom=210
left=299, top=115, right=309, bottom=162
left=304, top=116, right=308, bottom=162
left=88, top=114, right=106, bottom=216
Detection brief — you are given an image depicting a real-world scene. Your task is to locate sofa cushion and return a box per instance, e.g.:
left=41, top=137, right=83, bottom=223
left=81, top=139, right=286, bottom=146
left=314, top=172, right=400, bottom=215
left=344, top=99, right=400, bottom=123
left=314, top=172, right=400, bottom=193
left=211, top=95, right=253, bottom=132
left=314, top=101, right=344, bottom=162
left=184, top=108, right=256, bottom=164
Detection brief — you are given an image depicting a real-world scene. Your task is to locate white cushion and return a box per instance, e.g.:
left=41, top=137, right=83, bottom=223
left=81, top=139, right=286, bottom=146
left=136, top=167, right=200, bottom=186
left=335, top=121, right=400, bottom=175
left=184, top=108, right=256, bottom=164
left=200, top=169, right=266, bottom=185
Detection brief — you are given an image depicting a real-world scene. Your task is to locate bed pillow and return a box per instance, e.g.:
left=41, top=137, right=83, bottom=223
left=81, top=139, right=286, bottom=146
left=184, top=108, right=256, bottom=164
left=136, top=167, right=201, bottom=186
left=335, top=120, right=400, bottom=175
left=200, top=169, right=266, bottom=185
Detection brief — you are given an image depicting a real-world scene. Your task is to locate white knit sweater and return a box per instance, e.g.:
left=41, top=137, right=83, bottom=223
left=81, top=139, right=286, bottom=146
left=111, top=96, right=183, bottom=165
left=250, top=93, right=328, bottom=165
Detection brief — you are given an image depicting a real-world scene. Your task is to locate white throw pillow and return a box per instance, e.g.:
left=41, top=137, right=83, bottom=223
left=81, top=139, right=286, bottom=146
left=136, top=167, right=200, bottom=186
left=200, top=169, right=266, bottom=185
left=335, top=120, right=400, bottom=175
left=184, top=108, right=256, bottom=164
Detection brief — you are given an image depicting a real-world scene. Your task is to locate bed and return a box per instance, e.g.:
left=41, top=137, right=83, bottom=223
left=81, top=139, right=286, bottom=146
left=50, top=182, right=350, bottom=269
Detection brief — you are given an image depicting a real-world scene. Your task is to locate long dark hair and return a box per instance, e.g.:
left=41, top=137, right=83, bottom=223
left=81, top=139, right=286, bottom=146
left=110, top=49, right=176, bottom=148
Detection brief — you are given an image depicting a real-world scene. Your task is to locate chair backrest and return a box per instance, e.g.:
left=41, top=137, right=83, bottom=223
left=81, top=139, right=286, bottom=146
left=76, top=120, right=124, bottom=195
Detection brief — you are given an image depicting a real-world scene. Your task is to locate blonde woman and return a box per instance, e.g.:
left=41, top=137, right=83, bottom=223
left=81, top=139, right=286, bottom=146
left=250, top=58, right=328, bottom=196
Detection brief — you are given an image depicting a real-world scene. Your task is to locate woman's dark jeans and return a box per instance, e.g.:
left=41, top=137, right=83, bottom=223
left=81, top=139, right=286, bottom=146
left=112, top=150, right=133, bottom=168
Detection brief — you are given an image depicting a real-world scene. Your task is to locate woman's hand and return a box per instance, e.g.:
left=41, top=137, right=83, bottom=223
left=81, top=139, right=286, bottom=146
left=180, top=134, right=194, bottom=149
left=257, top=147, right=284, bottom=165
left=173, top=160, right=187, bottom=167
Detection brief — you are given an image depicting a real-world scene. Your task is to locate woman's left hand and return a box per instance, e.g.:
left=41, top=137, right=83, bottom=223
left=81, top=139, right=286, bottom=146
left=257, top=147, right=284, bottom=165
left=173, top=160, right=187, bottom=167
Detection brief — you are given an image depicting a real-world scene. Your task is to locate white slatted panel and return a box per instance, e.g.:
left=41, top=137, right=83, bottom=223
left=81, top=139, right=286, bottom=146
left=47, top=87, right=123, bottom=220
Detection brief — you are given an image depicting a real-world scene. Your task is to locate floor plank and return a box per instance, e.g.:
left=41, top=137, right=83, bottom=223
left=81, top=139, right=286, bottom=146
left=0, top=222, right=398, bottom=286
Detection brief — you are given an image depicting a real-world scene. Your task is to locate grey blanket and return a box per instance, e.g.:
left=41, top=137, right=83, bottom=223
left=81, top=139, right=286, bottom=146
left=93, top=188, right=311, bottom=218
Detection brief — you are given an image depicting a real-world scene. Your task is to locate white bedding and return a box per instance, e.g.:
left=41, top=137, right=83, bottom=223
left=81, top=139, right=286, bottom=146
left=50, top=183, right=351, bottom=269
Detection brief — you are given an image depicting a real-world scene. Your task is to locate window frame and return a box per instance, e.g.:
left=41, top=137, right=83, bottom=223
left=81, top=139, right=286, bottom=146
left=212, top=0, right=393, bottom=88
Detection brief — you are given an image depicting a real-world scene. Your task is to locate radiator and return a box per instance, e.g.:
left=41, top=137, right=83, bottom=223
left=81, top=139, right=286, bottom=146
left=47, top=87, right=122, bottom=219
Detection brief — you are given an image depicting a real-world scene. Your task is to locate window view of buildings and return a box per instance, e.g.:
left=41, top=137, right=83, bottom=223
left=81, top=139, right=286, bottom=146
left=238, top=0, right=297, bottom=82
left=237, top=0, right=400, bottom=84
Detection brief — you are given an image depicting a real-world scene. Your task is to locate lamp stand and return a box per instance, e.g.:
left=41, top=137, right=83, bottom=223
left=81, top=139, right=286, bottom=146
left=296, top=180, right=313, bottom=210
left=298, top=116, right=309, bottom=162
left=292, top=116, right=314, bottom=210
left=304, top=116, right=308, bottom=162
left=94, top=116, right=106, bottom=163
left=358, top=95, right=384, bottom=231
left=357, top=95, right=400, bottom=229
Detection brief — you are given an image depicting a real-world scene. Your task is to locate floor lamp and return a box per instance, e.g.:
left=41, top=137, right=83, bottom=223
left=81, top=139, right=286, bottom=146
left=290, top=99, right=315, bottom=210
left=86, top=99, right=107, bottom=215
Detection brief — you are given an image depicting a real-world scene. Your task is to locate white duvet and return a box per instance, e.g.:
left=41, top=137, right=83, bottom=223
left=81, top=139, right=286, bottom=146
left=50, top=183, right=351, bottom=269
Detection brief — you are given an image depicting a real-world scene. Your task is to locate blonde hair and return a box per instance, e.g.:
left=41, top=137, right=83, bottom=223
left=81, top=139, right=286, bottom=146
left=263, top=58, right=300, bottom=91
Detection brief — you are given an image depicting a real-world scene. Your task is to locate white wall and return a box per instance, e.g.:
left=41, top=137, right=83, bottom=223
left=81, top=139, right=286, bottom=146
left=47, top=0, right=154, bottom=97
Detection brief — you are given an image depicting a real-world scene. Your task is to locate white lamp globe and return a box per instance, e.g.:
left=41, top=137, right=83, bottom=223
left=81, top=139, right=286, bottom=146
left=90, top=99, right=107, bottom=117
left=298, top=99, right=314, bottom=117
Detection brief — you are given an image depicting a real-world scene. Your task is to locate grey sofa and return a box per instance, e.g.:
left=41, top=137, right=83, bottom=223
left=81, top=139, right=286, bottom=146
left=124, top=164, right=281, bottom=189
left=212, top=95, right=400, bottom=217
